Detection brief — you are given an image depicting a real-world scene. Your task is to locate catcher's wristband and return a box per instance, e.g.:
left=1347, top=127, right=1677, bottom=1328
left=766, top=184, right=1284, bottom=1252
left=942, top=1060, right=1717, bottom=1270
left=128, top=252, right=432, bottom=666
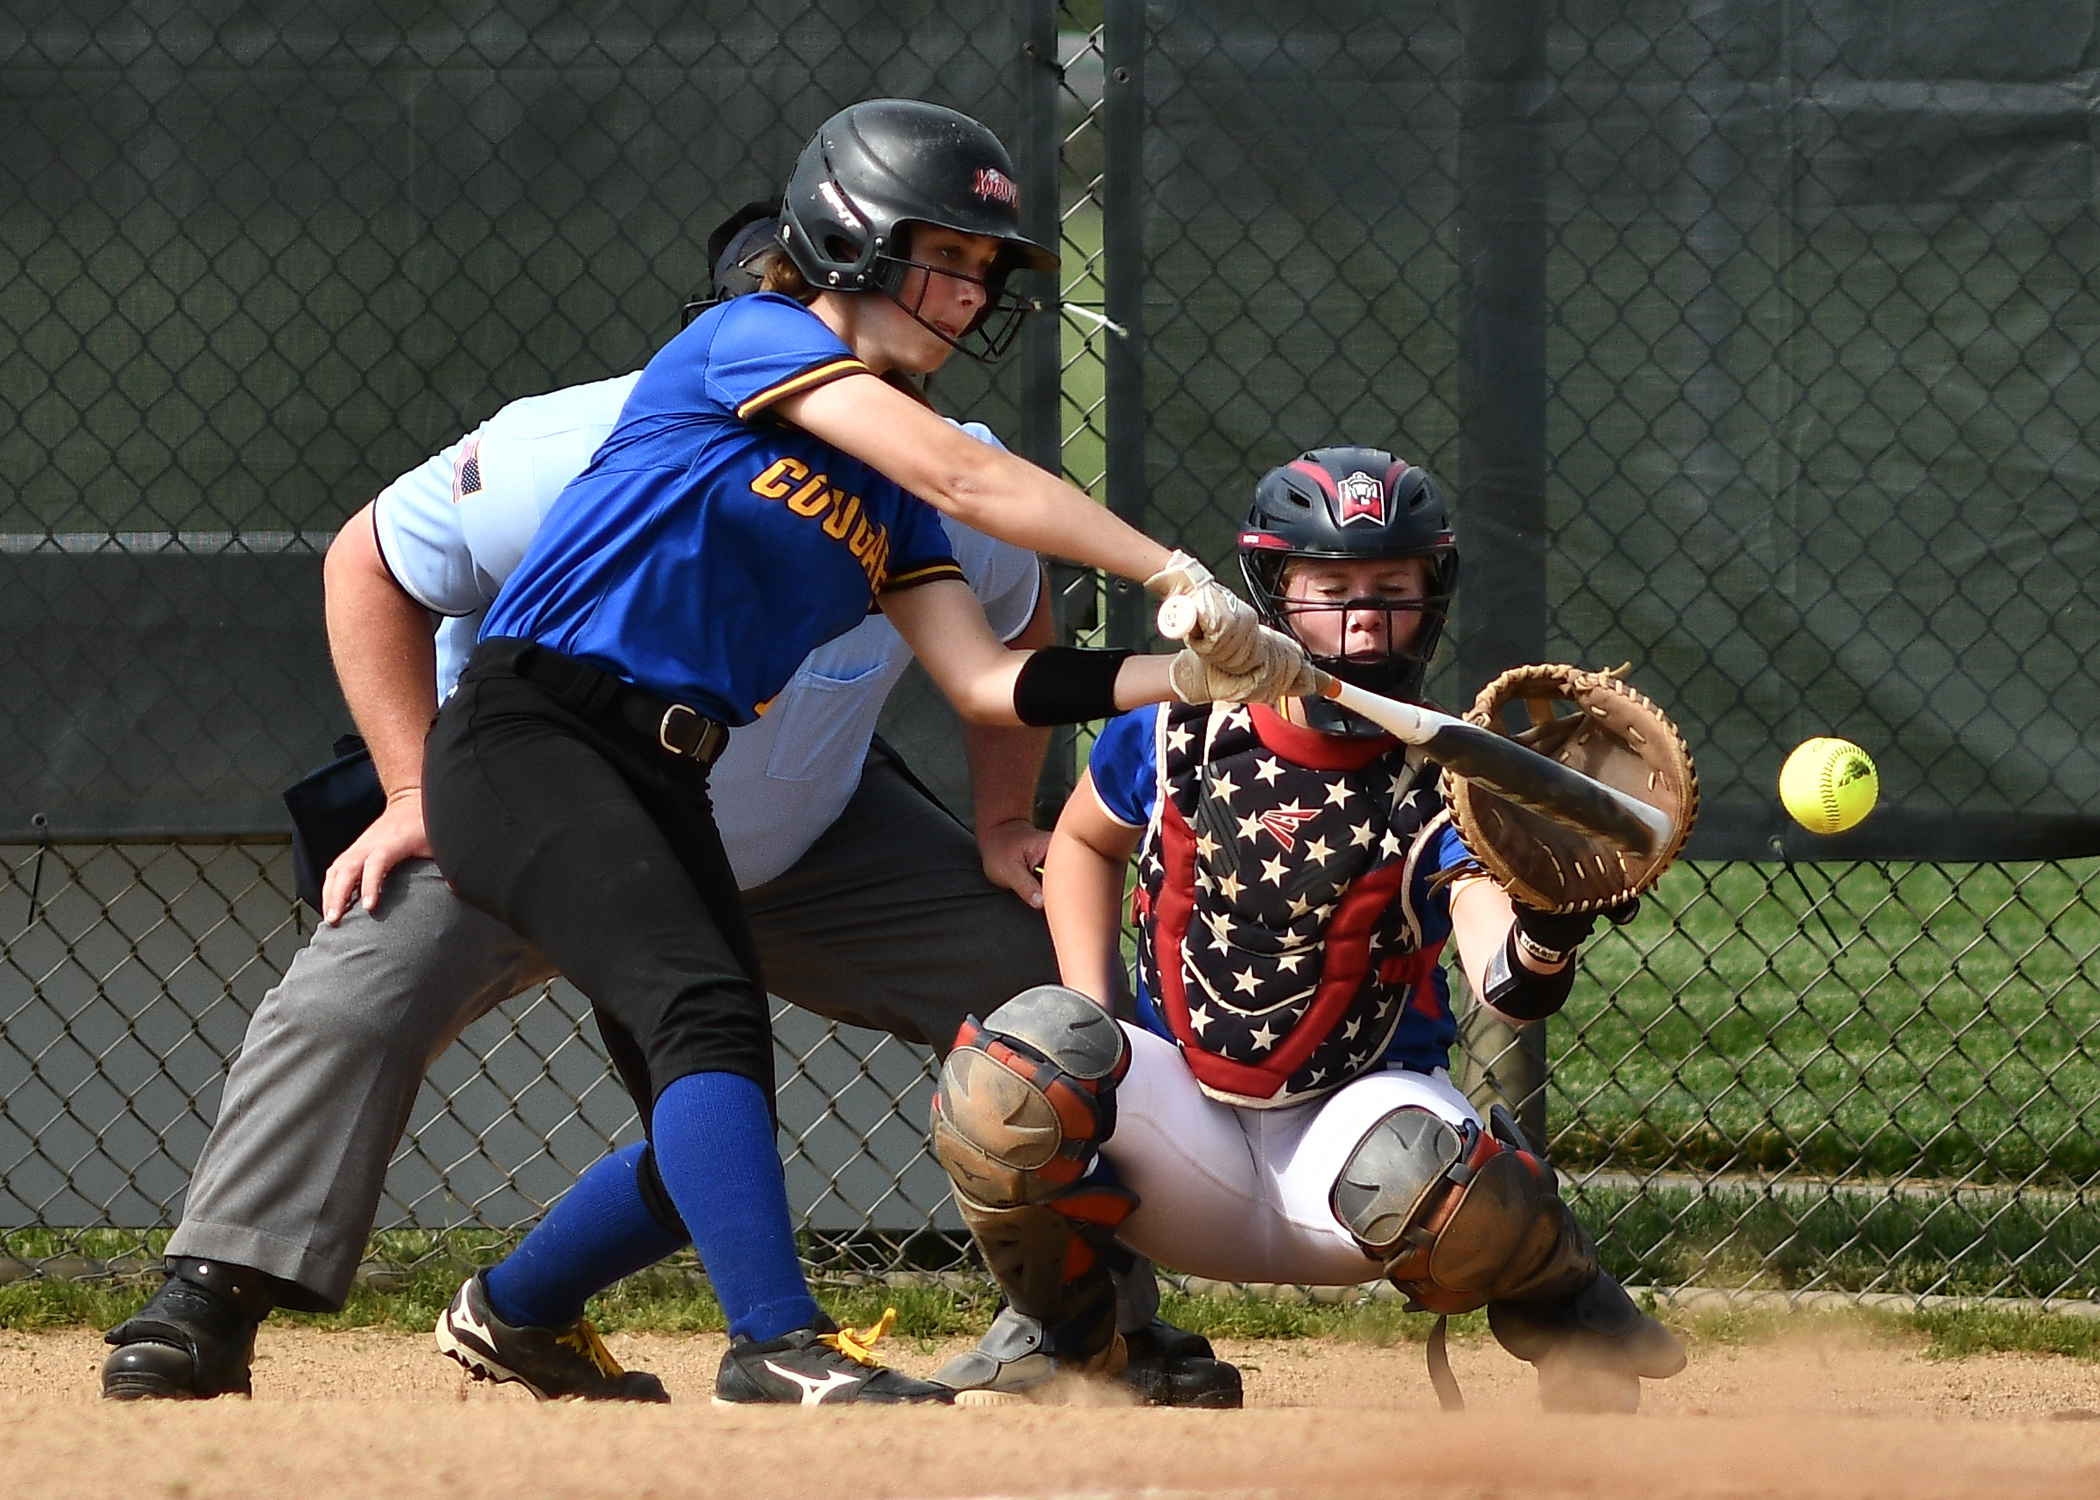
left=1513, top=926, right=1576, bottom=968
left=1482, top=928, right=1578, bottom=1022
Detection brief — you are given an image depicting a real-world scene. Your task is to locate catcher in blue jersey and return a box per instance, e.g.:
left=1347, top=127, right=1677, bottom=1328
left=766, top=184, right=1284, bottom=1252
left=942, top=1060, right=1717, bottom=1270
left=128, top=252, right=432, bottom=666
left=926, top=450, right=1691, bottom=1412
left=414, top=100, right=1308, bottom=1408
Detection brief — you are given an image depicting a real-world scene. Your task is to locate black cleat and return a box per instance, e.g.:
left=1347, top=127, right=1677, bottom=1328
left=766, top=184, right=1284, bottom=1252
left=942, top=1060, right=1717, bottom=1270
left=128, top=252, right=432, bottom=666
left=1121, top=1316, right=1244, bottom=1408
left=435, top=1272, right=668, bottom=1402
left=715, top=1309, right=953, bottom=1406
left=101, top=1259, right=275, bottom=1402
left=934, top=1308, right=1238, bottom=1408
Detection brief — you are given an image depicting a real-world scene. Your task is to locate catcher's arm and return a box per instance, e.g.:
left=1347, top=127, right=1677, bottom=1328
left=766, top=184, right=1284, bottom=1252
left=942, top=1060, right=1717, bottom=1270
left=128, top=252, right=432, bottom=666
left=1040, top=770, right=1143, bottom=1009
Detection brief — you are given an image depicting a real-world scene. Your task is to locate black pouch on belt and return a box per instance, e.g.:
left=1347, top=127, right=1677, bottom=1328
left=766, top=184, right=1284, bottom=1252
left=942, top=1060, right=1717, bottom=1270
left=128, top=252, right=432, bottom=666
left=282, top=733, right=386, bottom=913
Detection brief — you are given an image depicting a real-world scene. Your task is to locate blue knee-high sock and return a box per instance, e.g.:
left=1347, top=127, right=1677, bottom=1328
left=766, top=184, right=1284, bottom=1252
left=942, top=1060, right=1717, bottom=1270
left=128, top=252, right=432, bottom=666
left=483, top=1141, right=689, bottom=1329
left=650, top=1071, right=818, bottom=1342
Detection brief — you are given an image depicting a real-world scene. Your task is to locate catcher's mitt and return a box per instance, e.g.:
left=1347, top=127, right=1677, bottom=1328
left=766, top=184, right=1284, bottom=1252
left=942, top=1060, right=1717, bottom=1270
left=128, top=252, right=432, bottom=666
left=1444, top=664, right=1697, bottom=914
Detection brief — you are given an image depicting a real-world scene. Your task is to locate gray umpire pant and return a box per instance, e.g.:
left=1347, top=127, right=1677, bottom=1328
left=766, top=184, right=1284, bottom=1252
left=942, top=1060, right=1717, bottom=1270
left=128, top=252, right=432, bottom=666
left=167, top=748, right=1059, bottom=1311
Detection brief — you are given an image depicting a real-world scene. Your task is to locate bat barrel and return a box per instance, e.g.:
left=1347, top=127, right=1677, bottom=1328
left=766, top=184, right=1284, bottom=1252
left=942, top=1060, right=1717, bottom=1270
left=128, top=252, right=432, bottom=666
left=1425, top=722, right=1669, bottom=855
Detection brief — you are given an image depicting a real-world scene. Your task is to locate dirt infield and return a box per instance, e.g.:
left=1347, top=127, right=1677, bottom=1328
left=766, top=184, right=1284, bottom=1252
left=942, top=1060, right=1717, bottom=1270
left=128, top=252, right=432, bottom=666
left=5, top=1323, right=2100, bottom=1498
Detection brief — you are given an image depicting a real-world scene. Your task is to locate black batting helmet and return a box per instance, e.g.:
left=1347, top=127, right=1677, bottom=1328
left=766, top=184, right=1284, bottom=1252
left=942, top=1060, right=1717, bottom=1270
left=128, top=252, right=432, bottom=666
left=778, top=99, right=1057, bottom=359
left=1239, top=448, right=1459, bottom=718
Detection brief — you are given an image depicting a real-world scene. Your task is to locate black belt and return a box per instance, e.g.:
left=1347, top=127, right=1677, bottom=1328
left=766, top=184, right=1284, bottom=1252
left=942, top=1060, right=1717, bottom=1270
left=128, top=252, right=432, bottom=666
left=475, top=639, right=731, bottom=767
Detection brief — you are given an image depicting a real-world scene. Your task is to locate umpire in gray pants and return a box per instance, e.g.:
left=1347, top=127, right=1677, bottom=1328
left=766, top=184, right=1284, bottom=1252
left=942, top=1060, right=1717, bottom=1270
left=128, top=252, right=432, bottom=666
left=101, top=218, right=1236, bottom=1407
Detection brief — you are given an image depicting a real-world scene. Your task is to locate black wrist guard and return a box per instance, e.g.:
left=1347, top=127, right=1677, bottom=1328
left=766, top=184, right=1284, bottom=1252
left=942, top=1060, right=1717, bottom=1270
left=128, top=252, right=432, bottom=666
left=1013, top=647, right=1134, bottom=726
left=1481, top=927, right=1578, bottom=1022
left=1510, top=903, right=1602, bottom=960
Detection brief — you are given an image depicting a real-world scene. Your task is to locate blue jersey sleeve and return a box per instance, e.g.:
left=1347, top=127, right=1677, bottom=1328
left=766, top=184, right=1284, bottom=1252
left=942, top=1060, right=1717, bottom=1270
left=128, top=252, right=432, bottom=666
left=1086, top=707, right=1160, bottom=828
left=697, top=294, right=873, bottom=419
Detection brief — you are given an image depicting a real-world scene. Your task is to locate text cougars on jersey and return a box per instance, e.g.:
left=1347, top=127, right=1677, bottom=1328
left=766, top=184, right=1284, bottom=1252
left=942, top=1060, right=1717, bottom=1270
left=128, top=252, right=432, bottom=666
left=748, top=456, right=894, bottom=588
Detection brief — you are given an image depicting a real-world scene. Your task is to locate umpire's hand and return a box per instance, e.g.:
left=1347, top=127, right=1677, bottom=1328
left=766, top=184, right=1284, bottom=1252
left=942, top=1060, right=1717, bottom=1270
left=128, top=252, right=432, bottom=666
left=978, top=817, right=1053, bottom=910
left=321, top=787, right=436, bottom=925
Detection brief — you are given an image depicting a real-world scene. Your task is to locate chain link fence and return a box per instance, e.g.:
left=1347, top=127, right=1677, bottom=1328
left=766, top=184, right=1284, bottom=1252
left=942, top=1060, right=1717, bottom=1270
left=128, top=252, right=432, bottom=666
left=6, top=0, right=2100, bottom=1307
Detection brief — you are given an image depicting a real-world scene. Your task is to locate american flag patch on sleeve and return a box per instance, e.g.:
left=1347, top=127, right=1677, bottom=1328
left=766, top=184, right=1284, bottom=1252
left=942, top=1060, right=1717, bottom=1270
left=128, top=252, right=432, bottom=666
left=453, top=433, right=482, bottom=502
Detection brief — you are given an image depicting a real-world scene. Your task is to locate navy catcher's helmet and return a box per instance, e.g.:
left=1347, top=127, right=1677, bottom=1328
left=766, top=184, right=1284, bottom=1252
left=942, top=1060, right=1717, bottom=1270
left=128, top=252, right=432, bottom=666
left=1239, top=448, right=1459, bottom=724
left=778, top=99, right=1057, bottom=359
left=682, top=199, right=781, bottom=328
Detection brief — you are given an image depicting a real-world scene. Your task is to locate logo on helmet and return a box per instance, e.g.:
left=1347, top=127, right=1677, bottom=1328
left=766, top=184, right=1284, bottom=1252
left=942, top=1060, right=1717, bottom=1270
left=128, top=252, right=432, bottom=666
left=973, top=167, right=1019, bottom=206
left=1335, top=471, right=1386, bottom=527
left=816, top=180, right=864, bottom=232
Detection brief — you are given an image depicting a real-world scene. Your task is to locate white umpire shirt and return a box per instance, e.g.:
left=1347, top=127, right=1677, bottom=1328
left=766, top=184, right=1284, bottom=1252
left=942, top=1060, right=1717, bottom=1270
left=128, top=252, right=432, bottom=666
left=369, top=373, right=1042, bottom=889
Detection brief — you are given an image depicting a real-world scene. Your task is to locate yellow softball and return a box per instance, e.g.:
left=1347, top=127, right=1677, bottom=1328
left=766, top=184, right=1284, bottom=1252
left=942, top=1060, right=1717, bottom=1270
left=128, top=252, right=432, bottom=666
left=1779, top=738, right=1879, bottom=835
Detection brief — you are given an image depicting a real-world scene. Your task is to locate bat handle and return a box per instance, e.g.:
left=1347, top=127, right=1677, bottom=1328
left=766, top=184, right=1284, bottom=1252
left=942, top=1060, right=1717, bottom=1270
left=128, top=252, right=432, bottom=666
left=1156, top=594, right=1201, bottom=641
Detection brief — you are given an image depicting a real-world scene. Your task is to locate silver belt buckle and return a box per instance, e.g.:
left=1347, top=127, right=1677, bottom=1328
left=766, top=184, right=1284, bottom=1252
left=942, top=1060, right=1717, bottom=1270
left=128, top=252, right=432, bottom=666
left=659, top=702, right=704, bottom=759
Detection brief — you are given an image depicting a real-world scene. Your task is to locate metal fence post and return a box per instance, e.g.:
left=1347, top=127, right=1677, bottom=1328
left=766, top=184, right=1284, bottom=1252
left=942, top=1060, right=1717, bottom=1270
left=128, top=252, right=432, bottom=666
left=1455, top=0, right=1550, bottom=1147
left=1101, top=0, right=1147, bottom=650
left=1017, top=0, right=1075, bottom=824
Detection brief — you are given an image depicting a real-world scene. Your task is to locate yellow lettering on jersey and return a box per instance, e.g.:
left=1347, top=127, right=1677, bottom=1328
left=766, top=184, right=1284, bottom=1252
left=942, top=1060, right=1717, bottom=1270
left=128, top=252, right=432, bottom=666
left=748, top=458, right=893, bottom=589
left=785, top=475, right=831, bottom=516
left=749, top=456, right=810, bottom=500
left=821, top=492, right=861, bottom=540
left=848, top=514, right=881, bottom=561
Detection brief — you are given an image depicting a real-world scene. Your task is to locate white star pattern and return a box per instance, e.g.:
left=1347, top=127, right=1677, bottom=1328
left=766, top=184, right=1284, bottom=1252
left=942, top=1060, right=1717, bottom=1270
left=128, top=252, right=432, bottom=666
left=1349, top=820, right=1376, bottom=848
left=1209, top=927, right=1232, bottom=955
left=1217, top=870, right=1245, bottom=902
left=1249, top=1023, right=1278, bottom=1051
left=1285, top=894, right=1313, bottom=918
left=1188, top=1004, right=1213, bottom=1034
left=1303, top=835, right=1334, bottom=865
left=1252, top=757, right=1285, bottom=786
left=1236, top=812, right=1265, bottom=843
left=1342, top=1015, right=1363, bottom=1041
left=1232, top=967, right=1261, bottom=995
left=1304, top=1067, right=1326, bottom=1088
left=1260, top=854, right=1289, bottom=885
left=1379, top=829, right=1405, bottom=858
left=1210, top=770, right=1240, bottom=803
left=1195, top=830, right=1219, bottom=861
left=1276, top=951, right=1308, bottom=974
left=1166, top=723, right=1193, bottom=754
left=1347, top=1049, right=1369, bottom=1071
left=1221, top=707, right=1252, bottom=731
left=1324, top=780, right=1354, bottom=807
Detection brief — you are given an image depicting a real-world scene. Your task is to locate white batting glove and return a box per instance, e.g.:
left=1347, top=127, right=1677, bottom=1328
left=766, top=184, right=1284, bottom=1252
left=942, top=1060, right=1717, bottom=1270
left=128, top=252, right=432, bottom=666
left=1168, top=625, right=1319, bottom=705
left=1144, top=550, right=1266, bottom=674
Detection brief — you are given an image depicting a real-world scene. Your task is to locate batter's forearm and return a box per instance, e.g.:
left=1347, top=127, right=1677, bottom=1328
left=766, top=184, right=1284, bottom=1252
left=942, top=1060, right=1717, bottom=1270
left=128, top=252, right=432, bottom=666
left=324, top=505, right=441, bottom=797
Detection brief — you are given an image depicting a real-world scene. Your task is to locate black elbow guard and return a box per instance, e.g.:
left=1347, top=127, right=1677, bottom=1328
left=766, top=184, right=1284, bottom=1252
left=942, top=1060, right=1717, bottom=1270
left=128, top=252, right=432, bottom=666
left=1481, top=926, right=1578, bottom=1022
left=1012, top=647, right=1134, bottom=726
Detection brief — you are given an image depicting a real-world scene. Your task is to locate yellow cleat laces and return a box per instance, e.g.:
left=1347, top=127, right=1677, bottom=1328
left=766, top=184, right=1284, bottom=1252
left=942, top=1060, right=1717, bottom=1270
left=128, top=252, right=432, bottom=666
left=817, top=1307, right=899, bottom=1367
left=555, top=1318, right=628, bottom=1377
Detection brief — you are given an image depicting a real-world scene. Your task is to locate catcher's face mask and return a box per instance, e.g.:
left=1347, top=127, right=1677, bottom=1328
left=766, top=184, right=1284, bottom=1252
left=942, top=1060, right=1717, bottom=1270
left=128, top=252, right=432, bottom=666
left=1277, top=557, right=1431, bottom=665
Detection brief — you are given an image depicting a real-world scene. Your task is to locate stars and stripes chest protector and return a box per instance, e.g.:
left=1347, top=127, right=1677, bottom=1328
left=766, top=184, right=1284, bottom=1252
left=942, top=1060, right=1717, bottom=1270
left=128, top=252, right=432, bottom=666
left=1134, top=700, right=1453, bottom=1108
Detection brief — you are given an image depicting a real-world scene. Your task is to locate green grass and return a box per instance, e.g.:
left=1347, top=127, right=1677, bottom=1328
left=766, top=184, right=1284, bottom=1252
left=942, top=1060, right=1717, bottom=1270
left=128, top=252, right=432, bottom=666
left=1550, top=859, right=2100, bottom=1186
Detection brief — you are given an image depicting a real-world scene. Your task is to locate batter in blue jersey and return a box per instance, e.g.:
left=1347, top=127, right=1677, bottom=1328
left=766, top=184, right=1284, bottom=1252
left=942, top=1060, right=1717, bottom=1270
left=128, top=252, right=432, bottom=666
left=483, top=291, right=968, bottom=723
left=419, top=100, right=1313, bottom=1408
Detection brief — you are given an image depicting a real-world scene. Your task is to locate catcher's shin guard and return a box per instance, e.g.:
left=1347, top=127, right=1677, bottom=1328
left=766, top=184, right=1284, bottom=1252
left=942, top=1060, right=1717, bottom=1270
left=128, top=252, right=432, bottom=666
left=1330, top=1104, right=1590, bottom=1316
left=932, top=986, right=1134, bottom=1356
left=1489, top=1269, right=1687, bottom=1413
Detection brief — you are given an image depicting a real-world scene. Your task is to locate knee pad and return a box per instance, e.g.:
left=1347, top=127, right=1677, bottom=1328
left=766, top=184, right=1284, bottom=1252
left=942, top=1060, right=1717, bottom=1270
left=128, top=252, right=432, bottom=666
left=930, top=985, right=1129, bottom=1208
left=1330, top=1105, right=1587, bottom=1314
left=932, top=987, right=1133, bottom=1343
